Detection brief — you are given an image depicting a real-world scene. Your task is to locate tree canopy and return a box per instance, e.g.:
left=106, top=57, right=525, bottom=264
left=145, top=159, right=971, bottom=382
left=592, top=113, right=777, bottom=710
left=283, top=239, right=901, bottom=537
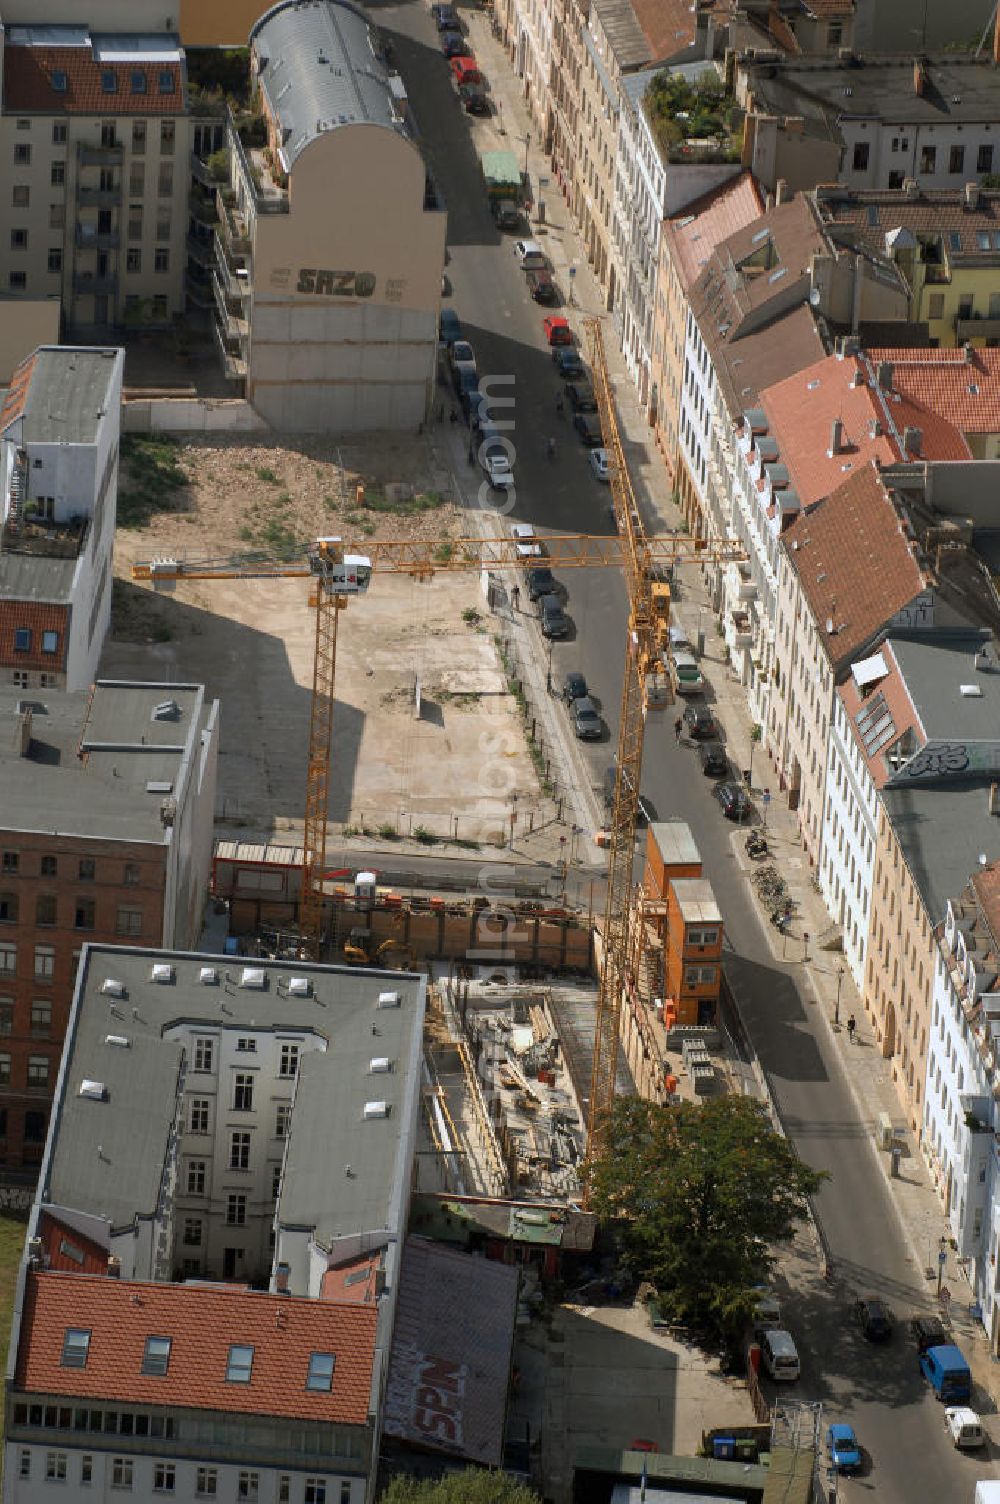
left=380, top=1471, right=541, bottom=1504
left=585, top=1095, right=825, bottom=1339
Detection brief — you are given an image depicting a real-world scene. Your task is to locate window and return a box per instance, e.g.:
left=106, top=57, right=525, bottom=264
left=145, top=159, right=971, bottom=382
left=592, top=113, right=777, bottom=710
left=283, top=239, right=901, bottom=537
left=226, top=1343, right=254, bottom=1382
left=279, top=1043, right=299, bottom=1078
left=129, top=162, right=145, bottom=196
left=151, top=294, right=168, bottom=321
left=272, top=1163, right=282, bottom=1198
left=959, top=293, right=974, bottom=318
left=154, top=248, right=170, bottom=274
left=196, top=1469, right=217, bottom=1497
left=687, top=927, right=720, bottom=947
left=14, top=628, right=31, bottom=653
left=28, top=1055, right=49, bottom=1088
left=278, top=1480, right=290, bottom=1504
left=34, top=944, right=54, bottom=977
left=7, top=270, right=25, bottom=290
left=78, top=857, right=95, bottom=881
left=10, top=228, right=27, bottom=250
left=234, top=1073, right=253, bottom=1111
left=275, top=1101, right=291, bottom=1137
left=116, top=906, right=142, bottom=937
left=81, top=1455, right=93, bottom=1486
left=53, top=122, right=67, bottom=144
left=194, top=1037, right=214, bottom=1073
left=156, top=211, right=171, bottom=243
left=852, top=142, right=869, bottom=172
left=46, top=1453, right=67, bottom=1481
left=126, top=248, right=141, bottom=274
left=683, top=965, right=717, bottom=986
left=158, top=161, right=173, bottom=199
left=101, top=71, right=116, bottom=94
left=61, top=1327, right=91, bottom=1367
left=48, top=248, right=62, bottom=273
left=0, top=1056, right=12, bottom=1086
left=12, top=186, right=29, bottom=208
left=128, top=208, right=142, bottom=242
left=227, top=1192, right=247, bottom=1224
left=0, top=1002, right=11, bottom=1035
left=161, top=121, right=176, bottom=154
left=928, top=292, right=945, bottom=319
left=0, top=942, right=15, bottom=978
left=238, top=1473, right=259, bottom=1501
left=950, top=145, right=965, bottom=175
left=25, top=1111, right=46, bottom=1142
left=229, top=1131, right=250, bottom=1171
left=123, top=862, right=140, bottom=886
left=51, top=160, right=65, bottom=186
left=1, top=852, right=17, bottom=874
left=142, top=1335, right=172, bottom=1376
left=827, top=21, right=843, bottom=44
left=18, top=1450, right=29, bottom=1480
left=187, top=1160, right=206, bottom=1195
left=306, top=1352, right=336, bottom=1392
left=305, top=1481, right=326, bottom=1504
left=159, top=71, right=175, bottom=94
left=75, top=898, right=95, bottom=930
left=888, top=170, right=904, bottom=190
left=153, top=1463, right=175, bottom=1493
left=978, top=143, right=994, bottom=174
left=14, top=144, right=30, bottom=165
left=340, top=1487, right=350, bottom=1504
left=50, top=204, right=64, bottom=229
left=13, top=671, right=29, bottom=688
left=31, top=1000, right=51, bottom=1037
left=131, top=70, right=148, bottom=94
left=189, top=1098, right=209, bottom=1133
left=112, top=1458, right=133, bottom=1490
left=920, top=145, right=937, bottom=173
left=40, top=855, right=57, bottom=877
left=0, top=893, right=17, bottom=922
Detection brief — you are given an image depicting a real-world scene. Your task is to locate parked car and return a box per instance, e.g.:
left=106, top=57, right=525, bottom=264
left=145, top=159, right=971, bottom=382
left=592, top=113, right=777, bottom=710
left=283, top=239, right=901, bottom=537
left=450, top=56, right=481, bottom=87
left=911, top=1314, right=949, bottom=1354
left=572, top=696, right=602, bottom=740
left=493, top=198, right=522, bottom=231
left=480, top=442, right=513, bottom=491
left=752, top=1288, right=781, bottom=1326
left=526, top=269, right=558, bottom=304
left=540, top=593, right=569, bottom=638
left=553, top=346, right=586, bottom=380
left=683, top=704, right=716, bottom=740
left=449, top=339, right=476, bottom=371
left=527, top=566, right=556, bottom=601
left=920, top=1343, right=972, bottom=1403
left=514, top=238, right=547, bottom=270
left=854, top=1297, right=893, bottom=1342
left=562, top=671, right=587, bottom=702
left=573, top=412, right=603, bottom=447
left=439, top=308, right=461, bottom=345
left=452, top=364, right=479, bottom=402
left=441, top=30, right=467, bottom=56
left=589, top=447, right=609, bottom=482
left=543, top=315, right=572, bottom=346
left=714, top=780, right=751, bottom=821
left=432, top=4, right=460, bottom=28
left=945, top=1407, right=986, bottom=1449
left=459, top=81, right=489, bottom=112
left=670, top=650, right=704, bottom=695
left=699, top=743, right=729, bottom=779
left=759, top=1328, right=800, bottom=1382
left=566, top=382, right=597, bottom=413
left=826, top=1424, right=862, bottom=1474
left=669, top=622, right=692, bottom=653
left=635, top=794, right=657, bottom=827
left=511, top=523, right=543, bottom=560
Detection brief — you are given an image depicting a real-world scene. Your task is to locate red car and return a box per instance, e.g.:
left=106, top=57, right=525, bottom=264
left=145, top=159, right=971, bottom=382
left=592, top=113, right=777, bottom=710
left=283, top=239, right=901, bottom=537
left=543, top=315, right=572, bottom=346
left=450, top=56, right=481, bottom=86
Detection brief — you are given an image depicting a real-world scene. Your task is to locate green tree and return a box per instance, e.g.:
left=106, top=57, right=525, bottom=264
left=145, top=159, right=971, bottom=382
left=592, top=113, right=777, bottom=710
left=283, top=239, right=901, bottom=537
left=380, top=1471, right=541, bottom=1504
left=585, top=1096, right=825, bottom=1341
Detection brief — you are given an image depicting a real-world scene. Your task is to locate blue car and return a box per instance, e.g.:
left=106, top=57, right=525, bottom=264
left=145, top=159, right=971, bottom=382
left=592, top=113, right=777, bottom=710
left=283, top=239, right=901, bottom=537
left=439, top=308, right=461, bottom=346
left=827, top=1423, right=861, bottom=1474
left=553, top=347, right=585, bottom=381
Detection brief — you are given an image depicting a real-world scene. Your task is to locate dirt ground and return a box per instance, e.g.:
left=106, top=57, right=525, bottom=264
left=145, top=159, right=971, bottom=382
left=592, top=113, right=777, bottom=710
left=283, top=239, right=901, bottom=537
left=105, top=432, right=545, bottom=848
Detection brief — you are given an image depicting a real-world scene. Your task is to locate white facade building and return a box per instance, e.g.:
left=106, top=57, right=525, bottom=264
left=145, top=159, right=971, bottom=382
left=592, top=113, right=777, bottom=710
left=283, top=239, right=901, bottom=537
left=614, top=69, right=666, bottom=412
left=823, top=682, right=880, bottom=989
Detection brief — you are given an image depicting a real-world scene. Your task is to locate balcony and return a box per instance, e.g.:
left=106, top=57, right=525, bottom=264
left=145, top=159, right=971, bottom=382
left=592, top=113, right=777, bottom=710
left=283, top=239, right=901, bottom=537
left=190, top=152, right=219, bottom=190
left=213, top=314, right=247, bottom=383
left=189, top=185, right=218, bottom=226
left=78, top=143, right=123, bottom=166
left=729, top=609, right=753, bottom=647
left=956, top=313, right=1000, bottom=341
left=186, top=268, right=214, bottom=310
left=186, top=232, right=214, bottom=267
left=73, top=273, right=118, bottom=296
left=923, top=262, right=950, bottom=285
left=216, top=191, right=251, bottom=255
left=212, top=271, right=247, bottom=342
left=75, top=226, right=119, bottom=251
left=77, top=185, right=121, bottom=208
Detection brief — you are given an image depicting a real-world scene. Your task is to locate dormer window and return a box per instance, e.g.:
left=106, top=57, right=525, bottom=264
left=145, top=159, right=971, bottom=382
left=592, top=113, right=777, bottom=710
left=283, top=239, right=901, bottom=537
left=61, top=1328, right=91, bottom=1368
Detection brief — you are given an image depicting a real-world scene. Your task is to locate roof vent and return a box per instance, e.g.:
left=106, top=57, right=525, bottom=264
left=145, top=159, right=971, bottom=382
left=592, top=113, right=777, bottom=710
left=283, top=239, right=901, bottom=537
left=370, top=1056, right=391, bottom=1073
left=960, top=684, right=983, bottom=697
left=150, top=963, right=174, bottom=984
left=145, top=780, right=174, bottom=795
left=105, top=1034, right=130, bottom=1048
left=101, top=979, right=126, bottom=998
left=287, top=976, right=312, bottom=997
left=198, top=967, right=219, bottom=985
left=152, top=699, right=180, bottom=721
left=79, top=1080, right=106, bottom=1101
left=364, top=1100, right=391, bottom=1120
left=240, top=967, right=266, bottom=990
left=377, top=990, right=401, bottom=1009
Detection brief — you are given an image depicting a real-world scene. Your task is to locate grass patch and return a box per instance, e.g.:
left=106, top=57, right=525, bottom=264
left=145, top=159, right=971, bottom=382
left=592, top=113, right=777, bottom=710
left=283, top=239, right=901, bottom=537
left=412, top=825, right=437, bottom=845
left=377, top=822, right=399, bottom=840
left=361, top=485, right=446, bottom=517
left=117, top=434, right=189, bottom=528
left=462, top=607, right=482, bottom=626
left=256, top=466, right=280, bottom=484
left=433, top=543, right=454, bottom=564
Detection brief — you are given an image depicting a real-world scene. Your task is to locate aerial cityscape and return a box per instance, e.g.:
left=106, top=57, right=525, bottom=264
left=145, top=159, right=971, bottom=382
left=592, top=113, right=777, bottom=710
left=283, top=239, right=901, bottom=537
left=2, top=0, right=1000, bottom=1501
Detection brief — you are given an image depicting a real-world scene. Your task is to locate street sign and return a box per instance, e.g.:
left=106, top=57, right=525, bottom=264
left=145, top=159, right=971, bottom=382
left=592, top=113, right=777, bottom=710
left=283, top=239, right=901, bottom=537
left=762, top=789, right=771, bottom=806
left=938, top=1249, right=947, bottom=1265
left=569, top=266, right=577, bottom=278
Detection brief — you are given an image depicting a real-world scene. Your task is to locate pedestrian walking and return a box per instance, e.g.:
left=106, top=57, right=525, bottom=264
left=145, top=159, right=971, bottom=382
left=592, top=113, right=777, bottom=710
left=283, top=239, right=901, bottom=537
left=846, top=1013, right=857, bottom=1044
left=511, top=584, right=521, bottom=612
left=449, top=408, right=458, bottom=424
left=673, top=715, right=683, bottom=743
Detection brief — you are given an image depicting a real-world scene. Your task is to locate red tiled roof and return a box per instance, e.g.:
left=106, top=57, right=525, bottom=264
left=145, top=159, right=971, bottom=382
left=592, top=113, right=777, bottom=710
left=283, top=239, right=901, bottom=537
left=836, top=647, right=920, bottom=792
left=781, top=462, right=927, bottom=670
left=760, top=351, right=970, bottom=505
left=0, top=352, right=36, bottom=433
left=802, top=0, right=854, bottom=15
left=38, top=1213, right=108, bottom=1276
left=321, top=1253, right=380, bottom=1304
left=16, top=1271, right=376, bottom=1424
left=972, top=862, right=1000, bottom=943
left=4, top=46, right=186, bottom=116
left=630, top=0, right=697, bottom=60
left=665, top=173, right=765, bottom=292
left=864, top=348, right=1000, bottom=436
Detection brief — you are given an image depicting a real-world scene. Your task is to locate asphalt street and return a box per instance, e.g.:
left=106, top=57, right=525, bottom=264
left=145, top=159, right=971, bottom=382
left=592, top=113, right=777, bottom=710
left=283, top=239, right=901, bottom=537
left=382, top=5, right=992, bottom=1496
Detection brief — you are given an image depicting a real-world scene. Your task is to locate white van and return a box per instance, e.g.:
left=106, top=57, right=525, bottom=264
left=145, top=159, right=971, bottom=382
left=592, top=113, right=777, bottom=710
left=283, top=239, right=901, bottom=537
left=760, top=1328, right=800, bottom=1382
left=671, top=650, right=704, bottom=696
left=944, top=1407, right=985, bottom=1449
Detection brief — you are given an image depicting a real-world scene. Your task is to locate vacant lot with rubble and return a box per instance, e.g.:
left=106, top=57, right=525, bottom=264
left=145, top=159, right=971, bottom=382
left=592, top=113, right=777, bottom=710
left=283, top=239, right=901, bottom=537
left=104, top=431, right=546, bottom=848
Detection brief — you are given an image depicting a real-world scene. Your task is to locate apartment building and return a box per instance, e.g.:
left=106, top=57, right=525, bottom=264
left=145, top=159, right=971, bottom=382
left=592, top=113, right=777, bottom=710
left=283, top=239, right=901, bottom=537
left=0, top=21, right=203, bottom=335
left=3, top=945, right=427, bottom=1504
left=864, top=348, right=1000, bottom=459
left=0, top=346, right=123, bottom=694
left=739, top=52, right=1000, bottom=196
left=213, top=0, right=445, bottom=430
left=0, top=681, right=218, bottom=1169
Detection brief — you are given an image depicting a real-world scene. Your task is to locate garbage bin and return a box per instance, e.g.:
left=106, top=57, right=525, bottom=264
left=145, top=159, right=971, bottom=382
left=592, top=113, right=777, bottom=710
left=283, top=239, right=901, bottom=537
left=743, top=769, right=752, bottom=788
left=890, top=1143, right=902, bottom=1178
left=536, top=199, right=546, bottom=225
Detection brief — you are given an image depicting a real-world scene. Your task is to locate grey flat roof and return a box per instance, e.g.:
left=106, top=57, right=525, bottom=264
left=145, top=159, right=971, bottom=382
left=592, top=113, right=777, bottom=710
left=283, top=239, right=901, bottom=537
left=889, top=631, right=999, bottom=742
left=884, top=779, right=1000, bottom=930
left=12, top=347, right=120, bottom=446
left=743, top=55, right=1000, bottom=136
left=591, top=0, right=650, bottom=71
left=251, top=0, right=401, bottom=172
left=0, top=680, right=210, bottom=844
left=0, top=552, right=78, bottom=604
left=45, top=947, right=425, bottom=1240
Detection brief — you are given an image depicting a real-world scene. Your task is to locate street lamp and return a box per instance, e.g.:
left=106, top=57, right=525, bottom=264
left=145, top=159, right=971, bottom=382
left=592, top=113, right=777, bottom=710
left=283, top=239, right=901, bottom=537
left=523, top=131, right=531, bottom=180
left=937, top=1235, right=948, bottom=1299
left=545, top=637, right=553, bottom=694
left=835, top=965, right=845, bottom=1027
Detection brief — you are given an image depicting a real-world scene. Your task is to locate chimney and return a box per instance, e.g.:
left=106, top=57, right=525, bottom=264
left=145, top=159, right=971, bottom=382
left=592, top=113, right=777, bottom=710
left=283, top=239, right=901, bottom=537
left=828, top=418, right=843, bottom=456
left=27, top=1237, right=43, bottom=1266
left=107, top=1255, right=121, bottom=1279
left=902, top=425, right=923, bottom=455
left=965, top=181, right=981, bottom=212
left=877, top=360, right=893, bottom=391
left=965, top=342, right=974, bottom=364
left=913, top=59, right=926, bottom=97
left=275, top=1261, right=291, bottom=1293
left=14, top=708, right=32, bottom=759
left=775, top=178, right=790, bottom=206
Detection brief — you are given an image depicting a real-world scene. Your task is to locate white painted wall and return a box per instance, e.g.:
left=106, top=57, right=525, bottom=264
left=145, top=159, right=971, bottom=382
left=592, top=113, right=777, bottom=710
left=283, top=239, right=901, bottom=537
left=821, top=694, right=878, bottom=990
left=122, top=399, right=268, bottom=434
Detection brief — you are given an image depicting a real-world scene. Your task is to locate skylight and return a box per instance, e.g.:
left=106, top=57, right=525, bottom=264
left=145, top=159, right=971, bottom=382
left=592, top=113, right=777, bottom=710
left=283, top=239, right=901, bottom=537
left=306, top=1351, right=336, bottom=1392
left=142, top=1335, right=172, bottom=1376
left=51, top=71, right=68, bottom=93
left=226, top=1344, right=254, bottom=1383
left=61, top=1328, right=91, bottom=1368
